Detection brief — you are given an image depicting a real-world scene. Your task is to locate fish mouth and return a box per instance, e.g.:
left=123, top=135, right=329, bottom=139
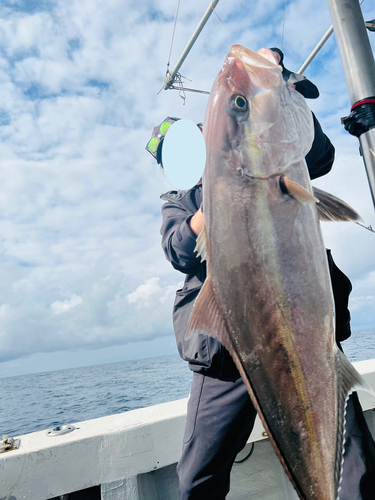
left=220, top=44, right=283, bottom=95
left=228, top=45, right=282, bottom=79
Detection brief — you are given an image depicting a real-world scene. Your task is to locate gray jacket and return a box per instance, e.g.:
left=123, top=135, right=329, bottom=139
left=160, top=186, right=231, bottom=376
left=159, top=115, right=351, bottom=375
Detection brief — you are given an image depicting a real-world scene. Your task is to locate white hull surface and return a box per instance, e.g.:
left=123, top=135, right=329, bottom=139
left=1, top=359, right=375, bottom=500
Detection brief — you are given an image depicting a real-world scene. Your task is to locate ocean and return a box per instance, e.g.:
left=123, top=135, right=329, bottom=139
left=1, top=354, right=192, bottom=437
left=1, top=328, right=374, bottom=438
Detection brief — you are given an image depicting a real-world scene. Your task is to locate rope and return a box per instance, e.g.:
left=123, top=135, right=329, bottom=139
left=169, top=72, right=210, bottom=102
left=234, top=442, right=255, bottom=464
left=170, top=85, right=210, bottom=95
left=173, top=72, right=187, bottom=104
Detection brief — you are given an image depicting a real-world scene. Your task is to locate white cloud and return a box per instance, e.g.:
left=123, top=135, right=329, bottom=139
left=0, top=0, right=374, bottom=374
left=127, top=277, right=162, bottom=305
left=127, top=277, right=181, bottom=307
left=51, top=294, right=82, bottom=314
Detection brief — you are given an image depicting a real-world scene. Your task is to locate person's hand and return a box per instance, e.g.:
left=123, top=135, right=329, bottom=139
left=189, top=207, right=204, bottom=236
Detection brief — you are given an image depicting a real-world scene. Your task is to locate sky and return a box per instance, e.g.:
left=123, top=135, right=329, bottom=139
left=0, top=0, right=374, bottom=378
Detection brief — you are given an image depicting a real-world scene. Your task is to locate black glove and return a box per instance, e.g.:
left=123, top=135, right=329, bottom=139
left=270, top=48, right=319, bottom=99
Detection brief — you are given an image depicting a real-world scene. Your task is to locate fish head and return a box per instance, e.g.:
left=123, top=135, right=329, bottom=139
left=203, top=45, right=314, bottom=182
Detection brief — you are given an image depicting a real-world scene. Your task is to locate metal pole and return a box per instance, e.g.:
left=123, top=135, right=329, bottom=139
left=297, top=18, right=374, bottom=75
left=326, top=0, right=375, bottom=208
left=163, top=0, right=221, bottom=90
left=297, top=26, right=333, bottom=74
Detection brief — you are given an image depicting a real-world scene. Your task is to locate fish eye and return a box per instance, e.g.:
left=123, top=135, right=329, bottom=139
left=233, top=95, right=248, bottom=111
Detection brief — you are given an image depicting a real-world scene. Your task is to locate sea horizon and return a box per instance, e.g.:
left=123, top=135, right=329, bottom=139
left=1, top=328, right=374, bottom=437
left=1, top=326, right=374, bottom=380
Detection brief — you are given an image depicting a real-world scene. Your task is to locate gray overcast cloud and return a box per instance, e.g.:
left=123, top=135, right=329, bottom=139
left=0, top=0, right=374, bottom=378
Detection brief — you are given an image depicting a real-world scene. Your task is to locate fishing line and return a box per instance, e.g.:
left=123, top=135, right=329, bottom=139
left=159, top=0, right=218, bottom=99
left=166, top=0, right=182, bottom=79
left=210, top=0, right=223, bottom=23
left=355, top=221, right=375, bottom=234
left=281, top=0, right=287, bottom=50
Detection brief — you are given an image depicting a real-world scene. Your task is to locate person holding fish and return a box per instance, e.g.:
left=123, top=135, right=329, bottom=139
left=147, top=47, right=375, bottom=500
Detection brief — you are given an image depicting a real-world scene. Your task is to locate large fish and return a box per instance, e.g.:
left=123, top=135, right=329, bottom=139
left=187, top=45, right=366, bottom=500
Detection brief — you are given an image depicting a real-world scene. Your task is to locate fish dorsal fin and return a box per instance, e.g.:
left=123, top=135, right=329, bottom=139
left=281, top=176, right=318, bottom=204
left=312, top=187, right=362, bottom=222
left=194, top=223, right=207, bottom=262
left=186, top=278, right=230, bottom=349
left=334, top=349, right=373, bottom=495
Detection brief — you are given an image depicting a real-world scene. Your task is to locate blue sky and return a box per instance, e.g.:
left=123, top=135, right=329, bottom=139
left=0, top=0, right=374, bottom=378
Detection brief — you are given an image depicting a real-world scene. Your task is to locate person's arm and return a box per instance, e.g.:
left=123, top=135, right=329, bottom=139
left=306, top=113, right=335, bottom=180
left=160, top=201, right=203, bottom=273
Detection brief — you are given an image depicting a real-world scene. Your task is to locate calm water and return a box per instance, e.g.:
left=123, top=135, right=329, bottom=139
left=0, top=354, right=192, bottom=437
left=1, top=329, right=374, bottom=437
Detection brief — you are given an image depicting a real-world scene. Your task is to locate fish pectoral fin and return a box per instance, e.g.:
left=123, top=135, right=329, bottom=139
left=186, top=278, right=230, bottom=349
left=280, top=176, right=318, bottom=204
left=312, top=187, right=363, bottom=222
left=194, top=223, right=207, bottom=262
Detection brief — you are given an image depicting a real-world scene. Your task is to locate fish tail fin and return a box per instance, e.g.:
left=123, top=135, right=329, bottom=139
left=335, top=350, right=373, bottom=498
left=337, top=348, right=375, bottom=396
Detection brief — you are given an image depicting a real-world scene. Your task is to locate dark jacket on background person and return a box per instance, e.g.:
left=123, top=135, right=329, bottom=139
left=160, top=113, right=352, bottom=375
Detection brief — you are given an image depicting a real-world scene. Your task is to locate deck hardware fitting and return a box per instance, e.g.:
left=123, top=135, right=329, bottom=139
left=1, top=435, right=20, bottom=453
left=46, top=425, right=76, bottom=437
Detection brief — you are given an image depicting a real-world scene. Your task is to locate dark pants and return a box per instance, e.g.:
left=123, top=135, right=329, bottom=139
left=177, top=372, right=257, bottom=500
left=178, top=373, right=375, bottom=500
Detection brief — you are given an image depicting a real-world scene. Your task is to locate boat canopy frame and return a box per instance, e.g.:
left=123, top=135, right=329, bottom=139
left=161, top=0, right=375, bottom=209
